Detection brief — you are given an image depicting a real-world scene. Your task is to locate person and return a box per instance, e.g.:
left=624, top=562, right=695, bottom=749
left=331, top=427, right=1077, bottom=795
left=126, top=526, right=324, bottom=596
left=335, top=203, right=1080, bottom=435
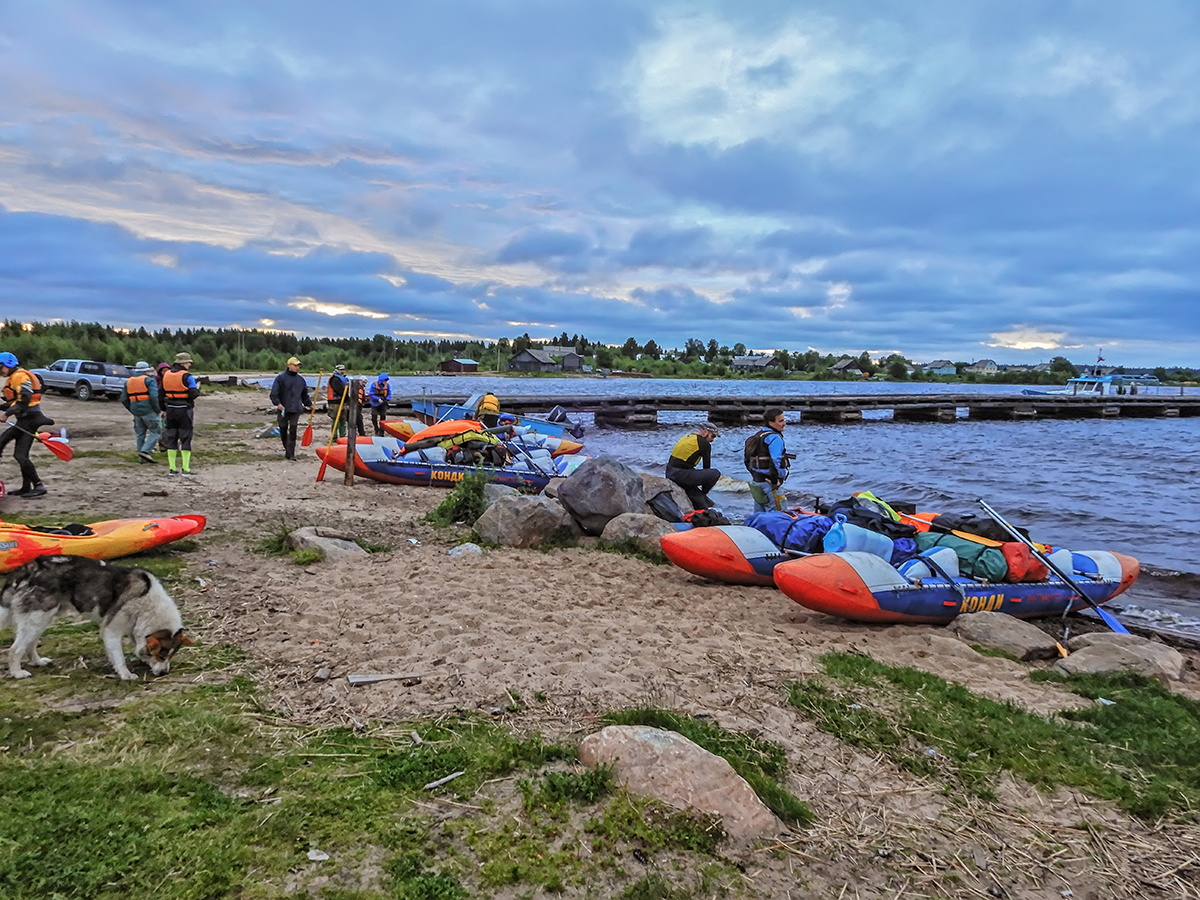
left=745, top=407, right=790, bottom=512
left=366, top=372, right=391, bottom=436
left=153, top=362, right=171, bottom=451
left=326, top=364, right=350, bottom=438
left=475, top=391, right=500, bottom=428
left=665, top=421, right=722, bottom=510
left=161, top=351, right=200, bottom=476
left=269, top=357, right=312, bottom=460
left=120, top=361, right=162, bottom=464
left=0, top=351, right=53, bottom=497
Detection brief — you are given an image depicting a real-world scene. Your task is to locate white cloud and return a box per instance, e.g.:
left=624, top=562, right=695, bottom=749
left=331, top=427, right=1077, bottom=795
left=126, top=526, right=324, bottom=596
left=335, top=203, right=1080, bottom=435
left=288, top=297, right=389, bottom=319
left=986, top=327, right=1077, bottom=351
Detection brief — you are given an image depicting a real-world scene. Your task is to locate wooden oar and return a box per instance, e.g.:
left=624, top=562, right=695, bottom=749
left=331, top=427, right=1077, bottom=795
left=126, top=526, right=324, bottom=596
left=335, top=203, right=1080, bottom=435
left=3, top=421, right=73, bottom=461
left=301, top=370, right=323, bottom=447
left=979, top=499, right=1129, bottom=638
left=316, top=383, right=349, bottom=482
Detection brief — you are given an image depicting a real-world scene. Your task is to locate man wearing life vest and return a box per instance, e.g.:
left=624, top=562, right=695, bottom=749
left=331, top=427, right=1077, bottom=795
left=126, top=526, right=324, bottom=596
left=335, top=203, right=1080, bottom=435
left=161, top=352, right=200, bottom=476
left=326, top=364, right=349, bottom=438
left=665, top=421, right=722, bottom=510
left=120, top=361, right=162, bottom=464
left=745, top=407, right=790, bottom=512
left=366, top=372, right=391, bottom=436
left=475, top=392, right=500, bottom=428
left=0, top=351, right=53, bottom=497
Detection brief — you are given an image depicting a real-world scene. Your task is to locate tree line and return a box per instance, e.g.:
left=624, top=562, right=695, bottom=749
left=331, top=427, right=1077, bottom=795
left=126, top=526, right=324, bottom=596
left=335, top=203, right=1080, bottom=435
left=1, top=320, right=1194, bottom=383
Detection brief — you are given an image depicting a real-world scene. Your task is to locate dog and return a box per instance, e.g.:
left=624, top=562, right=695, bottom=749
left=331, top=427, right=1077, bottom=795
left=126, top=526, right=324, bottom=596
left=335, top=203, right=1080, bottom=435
left=1, top=555, right=192, bottom=680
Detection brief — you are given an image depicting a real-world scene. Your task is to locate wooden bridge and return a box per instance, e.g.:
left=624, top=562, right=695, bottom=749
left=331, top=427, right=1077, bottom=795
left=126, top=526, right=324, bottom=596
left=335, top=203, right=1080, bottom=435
left=403, top=392, right=1200, bottom=427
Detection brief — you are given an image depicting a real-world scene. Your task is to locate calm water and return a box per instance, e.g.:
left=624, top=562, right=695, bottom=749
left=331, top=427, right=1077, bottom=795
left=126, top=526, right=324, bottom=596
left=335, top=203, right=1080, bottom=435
left=281, top=374, right=1200, bottom=633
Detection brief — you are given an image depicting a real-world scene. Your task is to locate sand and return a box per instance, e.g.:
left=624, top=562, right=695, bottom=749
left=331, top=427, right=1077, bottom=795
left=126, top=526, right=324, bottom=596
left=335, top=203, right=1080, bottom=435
left=4, top=386, right=1199, bottom=898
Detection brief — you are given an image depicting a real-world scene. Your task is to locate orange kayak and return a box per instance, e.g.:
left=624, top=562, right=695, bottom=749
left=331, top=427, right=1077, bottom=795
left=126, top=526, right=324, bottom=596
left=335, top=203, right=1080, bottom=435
left=0, top=515, right=206, bottom=572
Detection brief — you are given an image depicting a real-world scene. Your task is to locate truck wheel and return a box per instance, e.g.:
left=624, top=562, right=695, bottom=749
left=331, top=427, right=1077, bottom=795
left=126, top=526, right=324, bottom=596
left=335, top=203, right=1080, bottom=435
left=75, top=381, right=93, bottom=401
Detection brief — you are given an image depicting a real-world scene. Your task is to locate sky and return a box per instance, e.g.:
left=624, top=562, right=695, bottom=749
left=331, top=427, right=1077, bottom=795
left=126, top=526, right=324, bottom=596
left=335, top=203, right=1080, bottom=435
left=1, top=1, right=1198, bottom=366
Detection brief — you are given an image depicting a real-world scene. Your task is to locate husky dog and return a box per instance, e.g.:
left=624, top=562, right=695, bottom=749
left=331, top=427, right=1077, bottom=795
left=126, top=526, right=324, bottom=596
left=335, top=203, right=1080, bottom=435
left=0, top=555, right=192, bottom=680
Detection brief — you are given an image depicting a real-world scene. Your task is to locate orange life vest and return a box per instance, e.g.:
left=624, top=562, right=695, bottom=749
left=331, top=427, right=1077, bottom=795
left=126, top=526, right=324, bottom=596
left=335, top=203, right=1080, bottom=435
left=125, top=374, right=153, bottom=402
left=2, top=368, right=42, bottom=407
left=163, top=369, right=192, bottom=401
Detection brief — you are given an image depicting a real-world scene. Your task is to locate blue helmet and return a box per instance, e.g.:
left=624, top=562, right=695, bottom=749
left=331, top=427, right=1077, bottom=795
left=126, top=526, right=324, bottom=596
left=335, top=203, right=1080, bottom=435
left=378, top=372, right=389, bottom=381
left=0, top=351, right=17, bottom=369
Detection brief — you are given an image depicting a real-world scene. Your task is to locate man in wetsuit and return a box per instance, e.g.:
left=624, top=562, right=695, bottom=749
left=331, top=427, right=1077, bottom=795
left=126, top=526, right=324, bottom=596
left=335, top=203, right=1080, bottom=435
left=665, top=421, right=722, bottom=510
left=0, top=351, right=53, bottom=497
left=161, top=352, right=200, bottom=476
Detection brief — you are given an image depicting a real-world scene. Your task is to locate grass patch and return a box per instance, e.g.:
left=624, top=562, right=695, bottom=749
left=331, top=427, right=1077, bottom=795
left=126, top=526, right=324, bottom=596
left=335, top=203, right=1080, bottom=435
left=424, top=471, right=488, bottom=527
left=289, top=547, right=325, bottom=566
left=598, top=536, right=669, bottom=565
left=790, top=651, right=1200, bottom=819
left=356, top=538, right=393, bottom=554
left=970, top=644, right=1023, bottom=662
left=604, top=708, right=813, bottom=826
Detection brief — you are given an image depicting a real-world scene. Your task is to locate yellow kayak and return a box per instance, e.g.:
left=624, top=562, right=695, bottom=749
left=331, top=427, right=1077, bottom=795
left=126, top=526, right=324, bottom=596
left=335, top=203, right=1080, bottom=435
left=0, top=515, right=206, bottom=573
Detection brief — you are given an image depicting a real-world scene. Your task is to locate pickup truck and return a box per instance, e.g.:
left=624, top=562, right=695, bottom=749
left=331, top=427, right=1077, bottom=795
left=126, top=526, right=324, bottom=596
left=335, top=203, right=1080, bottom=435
left=32, top=359, right=133, bottom=401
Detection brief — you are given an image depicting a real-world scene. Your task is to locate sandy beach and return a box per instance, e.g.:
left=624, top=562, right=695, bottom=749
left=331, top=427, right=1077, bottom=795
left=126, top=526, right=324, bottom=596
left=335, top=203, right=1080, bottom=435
left=4, top=385, right=1200, bottom=898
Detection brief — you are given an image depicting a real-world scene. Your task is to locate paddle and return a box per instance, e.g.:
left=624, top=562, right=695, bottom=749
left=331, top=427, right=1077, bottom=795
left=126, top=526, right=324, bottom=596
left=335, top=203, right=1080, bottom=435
left=301, top=370, right=323, bottom=447
left=978, top=499, right=1129, bottom=638
left=3, top=420, right=73, bottom=461
left=316, top=383, right=349, bottom=482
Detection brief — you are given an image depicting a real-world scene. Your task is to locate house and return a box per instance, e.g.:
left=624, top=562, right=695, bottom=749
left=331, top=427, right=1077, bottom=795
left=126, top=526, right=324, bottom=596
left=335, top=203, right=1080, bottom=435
left=439, top=358, right=478, bottom=373
left=507, top=348, right=559, bottom=372
left=731, top=355, right=779, bottom=371
left=559, top=351, right=583, bottom=371
left=542, top=345, right=578, bottom=358
left=922, top=359, right=957, bottom=376
left=831, top=357, right=868, bottom=376
left=965, top=359, right=998, bottom=374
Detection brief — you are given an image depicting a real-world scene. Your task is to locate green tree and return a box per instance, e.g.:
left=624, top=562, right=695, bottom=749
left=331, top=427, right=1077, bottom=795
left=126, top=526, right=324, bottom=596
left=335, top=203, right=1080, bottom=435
left=641, top=339, right=661, bottom=360
left=886, top=355, right=909, bottom=380
left=621, top=337, right=641, bottom=357
left=684, top=338, right=705, bottom=359
left=705, top=339, right=719, bottom=362
left=733, top=342, right=747, bottom=356
left=1049, top=356, right=1079, bottom=378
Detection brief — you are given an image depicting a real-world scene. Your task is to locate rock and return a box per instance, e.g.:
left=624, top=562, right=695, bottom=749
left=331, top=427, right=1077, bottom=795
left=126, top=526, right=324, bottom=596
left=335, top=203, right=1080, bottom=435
left=556, top=456, right=646, bottom=535
left=473, top=495, right=581, bottom=548
left=948, top=611, right=1061, bottom=661
left=640, top=473, right=693, bottom=519
left=1057, top=633, right=1185, bottom=681
left=448, top=542, right=483, bottom=558
left=579, top=725, right=779, bottom=842
left=600, top=513, right=675, bottom=555
left=285, top=526, right=368, bottom=560
left=542, top=477, right=566, bottom=499
left=482, top=483, right=520, bottom=508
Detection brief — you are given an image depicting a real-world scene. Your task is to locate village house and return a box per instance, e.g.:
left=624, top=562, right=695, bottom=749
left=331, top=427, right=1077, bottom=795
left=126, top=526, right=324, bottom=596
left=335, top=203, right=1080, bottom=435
left=438, top=358, right=479, bottom=373
left=731, top=354, right=779, bottom=371
left=507, top=348, right=559, bottom=372
left=831, top=357, right=869, bottom=376
left=965, top=359, right=999, bottom=374
left=921, top=359, right=957, bottom=376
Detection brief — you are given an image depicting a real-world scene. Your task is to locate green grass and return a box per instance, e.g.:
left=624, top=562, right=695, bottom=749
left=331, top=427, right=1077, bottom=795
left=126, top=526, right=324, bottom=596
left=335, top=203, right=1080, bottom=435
left=598, top=536, right=669, bottom=565
left=789, top=651, right=1200, bottom=819
left=424, top=471, right=488, bottom=527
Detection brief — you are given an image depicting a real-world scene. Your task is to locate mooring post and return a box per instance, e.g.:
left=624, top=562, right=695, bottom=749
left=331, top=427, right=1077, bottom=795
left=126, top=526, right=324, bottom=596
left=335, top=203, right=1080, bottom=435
left=344, top=378, right=360, bottom=486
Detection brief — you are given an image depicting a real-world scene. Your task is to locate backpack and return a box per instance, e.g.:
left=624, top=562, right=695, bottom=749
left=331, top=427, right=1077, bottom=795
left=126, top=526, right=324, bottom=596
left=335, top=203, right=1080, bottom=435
left=743, top=429, right=773, bottom=476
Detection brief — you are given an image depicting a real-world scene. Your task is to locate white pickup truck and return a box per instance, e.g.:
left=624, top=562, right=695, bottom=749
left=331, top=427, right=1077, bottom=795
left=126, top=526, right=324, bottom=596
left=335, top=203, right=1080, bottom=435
left=32, top=359, right=133, bottom=401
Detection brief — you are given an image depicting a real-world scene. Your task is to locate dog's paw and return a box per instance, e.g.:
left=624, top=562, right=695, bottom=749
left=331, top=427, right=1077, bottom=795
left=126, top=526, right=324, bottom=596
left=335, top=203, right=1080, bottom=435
left=11, top=669, right=33, bottom=679
left=117, top=671, right=140, bottom=682
left=30, top=656, right=52, bottom=667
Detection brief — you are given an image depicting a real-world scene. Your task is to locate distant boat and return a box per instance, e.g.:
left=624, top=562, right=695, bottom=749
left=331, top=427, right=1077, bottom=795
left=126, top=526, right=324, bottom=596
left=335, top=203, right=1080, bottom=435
left=1047, top=374, right=1162, bottom=397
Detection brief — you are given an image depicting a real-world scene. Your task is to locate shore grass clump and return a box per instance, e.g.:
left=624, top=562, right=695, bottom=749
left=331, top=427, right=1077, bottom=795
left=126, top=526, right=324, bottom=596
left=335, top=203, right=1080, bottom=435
left=425, top=471, right=488, bottom=527
left=791, top=651, right=1200, bottom=819
left=598, top=536, right=669, bottom=565
left=604, top=707, right=813, bottom=826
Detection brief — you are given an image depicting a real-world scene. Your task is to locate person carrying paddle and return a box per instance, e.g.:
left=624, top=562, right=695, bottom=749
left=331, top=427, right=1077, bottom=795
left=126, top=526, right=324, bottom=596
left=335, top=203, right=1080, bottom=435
left=326, top=364, right=350, bottom=438
left=745, top=407, right=791, bottom=512
left=120, top=361, right=162, bottom=464
left=162, top=352, right=200, bottom=476
left=0, top=351, right=53, bottom=497
left=665, top=421, right=722, bottom=510
left=270, top=357, right=312, bottom=461
left=366, top=372, right=391, bottom=436
left=475, top=392, right=500, bottom=428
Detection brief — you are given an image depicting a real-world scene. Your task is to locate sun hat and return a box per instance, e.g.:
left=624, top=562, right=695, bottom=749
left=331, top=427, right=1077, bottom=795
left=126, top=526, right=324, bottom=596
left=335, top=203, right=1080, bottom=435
left=700, top=421, right=720, bottom=437
left=134, top=360, right=151, bottom=372
left=287, top=356, right=300, bottom=365
left=174, top=352, right=193, bottom=364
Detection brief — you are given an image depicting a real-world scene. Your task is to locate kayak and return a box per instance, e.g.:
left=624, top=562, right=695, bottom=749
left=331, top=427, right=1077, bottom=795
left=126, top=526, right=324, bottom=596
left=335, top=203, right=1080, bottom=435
left=660, top=525, right=788, bottom=586
left=398, top=419, right=582, bottom=457
left=0, top=514, right=207, bottom=573
left=772, top=550, right=1140, bottom=624
left=410, top=397, right=585, bottom=439
left=316, top=443, right=585, bottom=490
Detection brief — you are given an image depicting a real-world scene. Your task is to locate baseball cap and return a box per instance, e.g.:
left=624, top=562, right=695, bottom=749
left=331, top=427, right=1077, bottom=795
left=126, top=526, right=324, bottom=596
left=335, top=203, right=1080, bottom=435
left=700, top=421, right=720, bottom=437
left=287, top=357, right=300, bottom=365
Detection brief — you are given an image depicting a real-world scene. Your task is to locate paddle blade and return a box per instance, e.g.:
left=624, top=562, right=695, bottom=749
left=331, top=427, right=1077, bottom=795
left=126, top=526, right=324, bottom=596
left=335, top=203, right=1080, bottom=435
left=37, top=434, right=73, bottom=461
left=301, top=425, right=314, bottom=447
left=1094, top=604, right=1130, bottom=635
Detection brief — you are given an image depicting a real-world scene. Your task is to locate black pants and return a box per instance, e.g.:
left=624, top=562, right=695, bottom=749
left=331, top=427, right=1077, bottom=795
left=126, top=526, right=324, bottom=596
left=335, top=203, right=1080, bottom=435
left=1, top=409, right=52, bottom=490
left=370, top=403, right=388, bottom=436
left=666, top=464, right=721, bottom=510
left=479, top=413, right=499, bottom=428
left=278, top=411, right=302, bottom=458
left=162, top=406, right=194, bottom=450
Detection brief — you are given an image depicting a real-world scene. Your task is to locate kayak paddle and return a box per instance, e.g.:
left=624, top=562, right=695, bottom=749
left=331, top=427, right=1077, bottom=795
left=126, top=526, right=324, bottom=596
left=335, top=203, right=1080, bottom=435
left=3, top=421, right=73, bottom=461
left=301, top=370, right=323, bottom=447
left=978, top=499, right=1129, bottom=638
left=316, top=383, right=349, bottom=482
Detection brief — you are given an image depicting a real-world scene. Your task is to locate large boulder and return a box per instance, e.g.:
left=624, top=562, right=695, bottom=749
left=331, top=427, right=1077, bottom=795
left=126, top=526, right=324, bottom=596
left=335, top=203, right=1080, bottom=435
left=286, top=526, right=368, bottom=560
left=1056, top=632, right=1185, bottom=681
left=640, top=473, right=693, bottom=520
left=556, top=456, right=646, bottom=535
left=600, top=513, right=675, bottom=556
left=948, top=611, right=1061, bottom=661
left=482, top=483, right=520, bottom=509
left=473, top=494, right=580, bottom=549
left=579, top=725, right=779, bottom=842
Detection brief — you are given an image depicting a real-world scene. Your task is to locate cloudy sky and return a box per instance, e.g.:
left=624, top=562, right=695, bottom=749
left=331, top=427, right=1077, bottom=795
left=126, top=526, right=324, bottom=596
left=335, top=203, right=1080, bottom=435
left=1, top=1, right=1197, bottom=365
